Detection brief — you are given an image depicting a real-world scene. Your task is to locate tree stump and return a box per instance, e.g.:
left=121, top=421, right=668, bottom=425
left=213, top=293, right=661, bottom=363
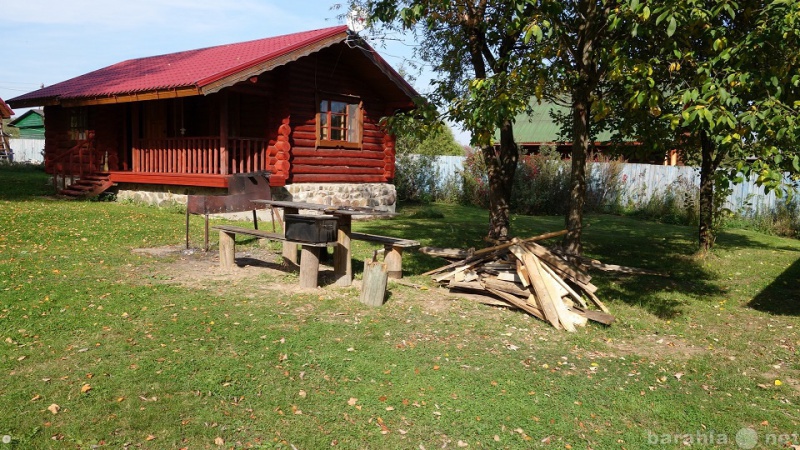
left=219, top=230, right=235, bottom=271
left=360, top=257, right=388, bottom=307
left=299, top=246, right=320, bottom=289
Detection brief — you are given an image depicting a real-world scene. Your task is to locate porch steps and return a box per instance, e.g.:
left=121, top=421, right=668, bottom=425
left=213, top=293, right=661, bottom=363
left=59, top=173, right=114, bottom=199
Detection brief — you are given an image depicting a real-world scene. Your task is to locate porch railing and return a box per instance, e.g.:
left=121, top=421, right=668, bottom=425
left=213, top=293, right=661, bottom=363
left=51, top=134, right=99, bottom=192
left=133, top=137, right=271, bottom=175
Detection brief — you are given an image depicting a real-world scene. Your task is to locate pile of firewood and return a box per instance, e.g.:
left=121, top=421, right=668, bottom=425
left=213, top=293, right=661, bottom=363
left=421, top=231, right=616, bottom=331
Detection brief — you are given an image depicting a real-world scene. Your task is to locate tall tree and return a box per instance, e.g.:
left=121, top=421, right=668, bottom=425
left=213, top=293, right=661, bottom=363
left=527, top=1, right=623, bottom=255
left=615, top=0, right=800, bottom=250
left=358, top=0, right=535, bottom=241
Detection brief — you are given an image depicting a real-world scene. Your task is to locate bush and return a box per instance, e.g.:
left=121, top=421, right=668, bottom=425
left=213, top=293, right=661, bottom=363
left=394, top=153, right=440, bottom=203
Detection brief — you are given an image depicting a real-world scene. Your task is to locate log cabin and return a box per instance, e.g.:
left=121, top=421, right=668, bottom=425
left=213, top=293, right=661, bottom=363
left=8, top=26, right=418, bottom=209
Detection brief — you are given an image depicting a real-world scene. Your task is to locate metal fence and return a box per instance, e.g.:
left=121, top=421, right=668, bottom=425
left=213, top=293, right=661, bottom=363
left=424, top=155, right=798, bottom=214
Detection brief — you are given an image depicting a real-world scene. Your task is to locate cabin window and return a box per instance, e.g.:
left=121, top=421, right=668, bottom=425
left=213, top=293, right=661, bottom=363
left=316, top=96, right=362, bottom=149
left=69, top=108, right=88, bottom=141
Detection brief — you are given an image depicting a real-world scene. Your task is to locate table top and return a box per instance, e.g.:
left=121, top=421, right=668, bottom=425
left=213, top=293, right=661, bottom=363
left=252, top=199, right=396, bottom=217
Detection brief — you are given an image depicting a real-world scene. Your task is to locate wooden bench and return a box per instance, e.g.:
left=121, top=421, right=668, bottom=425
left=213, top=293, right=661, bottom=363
left=350, top=232, right=420, bottom=279
left=212, top=225, right=334, bottom=288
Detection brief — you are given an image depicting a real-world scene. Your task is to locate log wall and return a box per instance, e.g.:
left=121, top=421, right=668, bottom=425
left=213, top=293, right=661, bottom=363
left=279, top=48, right=396, bottom=185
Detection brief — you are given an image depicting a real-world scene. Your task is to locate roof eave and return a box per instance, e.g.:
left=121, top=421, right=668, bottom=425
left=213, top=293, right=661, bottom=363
left=349, top=35, right=419, bottom=105
left=199, top=29, right=350, bottom=95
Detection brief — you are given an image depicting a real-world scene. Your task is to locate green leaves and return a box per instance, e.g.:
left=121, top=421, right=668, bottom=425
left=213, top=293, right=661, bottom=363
left=666, top=17, right=677, bottom=37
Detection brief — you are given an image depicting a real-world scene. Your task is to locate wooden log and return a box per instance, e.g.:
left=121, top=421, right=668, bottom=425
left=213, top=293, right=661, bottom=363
left=419, top=247, right=473, bottom=259
left=384, top=245, right=403, bottom=279
left=334, top=215, right=352, bottom=286
left=282, top=242, right=299, bottom=265
left=360, top=258, right=388, bottom=306
left=299, top=246, right=321, bottom=288
left=219, top=230, right=235, bottom=271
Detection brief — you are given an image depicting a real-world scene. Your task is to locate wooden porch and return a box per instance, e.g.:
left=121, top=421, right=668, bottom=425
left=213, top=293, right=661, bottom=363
left=109, top=136, right=284, bottom=188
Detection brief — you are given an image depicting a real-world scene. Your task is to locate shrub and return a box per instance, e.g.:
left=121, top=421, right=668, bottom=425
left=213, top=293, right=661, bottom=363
left=394, top=153, right=440, bottom=203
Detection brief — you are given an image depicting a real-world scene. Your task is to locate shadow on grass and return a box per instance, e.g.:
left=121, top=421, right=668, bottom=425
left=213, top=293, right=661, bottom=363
left=0, top=164, right=52, bottom=200
left=749, top=257, right=800, bottom=316
left=356, top=206, right=725, bottom=319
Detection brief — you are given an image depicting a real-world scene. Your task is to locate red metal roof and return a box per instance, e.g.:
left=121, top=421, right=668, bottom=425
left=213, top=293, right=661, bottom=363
left=10, top=26, right=350, bottom=105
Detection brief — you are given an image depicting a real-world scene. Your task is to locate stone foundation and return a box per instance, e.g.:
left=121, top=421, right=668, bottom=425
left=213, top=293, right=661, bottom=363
left=114, top=182, right=397, bottom=220
left=116, top=184, right=227, bottom=207
left=275, top=183, right=397, bottom=213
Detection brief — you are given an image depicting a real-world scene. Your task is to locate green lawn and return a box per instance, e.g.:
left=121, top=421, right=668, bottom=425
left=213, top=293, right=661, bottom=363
left=1, top=165, right=798, bottom=449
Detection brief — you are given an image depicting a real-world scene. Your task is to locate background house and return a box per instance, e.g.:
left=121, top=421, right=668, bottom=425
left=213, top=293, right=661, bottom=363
left=7, top=109, right=45, bottom=163
left=499, top=100, right=681, bottom=165
left=8, top=26, right=418, bottom=208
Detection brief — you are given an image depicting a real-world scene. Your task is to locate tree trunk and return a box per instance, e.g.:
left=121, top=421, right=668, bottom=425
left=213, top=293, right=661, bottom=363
left=482, top=119, right=518, bottom=241
left=698, top=130, right=716, bottom=252
left=563, top=84, right=591, bottom=255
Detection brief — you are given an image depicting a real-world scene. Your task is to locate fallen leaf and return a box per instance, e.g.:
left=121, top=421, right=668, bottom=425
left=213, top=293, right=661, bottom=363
left=386, top=406, right=395, bottom=411
left=17, top=355, right=27, bottom=361
left=298, top=390, right=307, bottom=398
left=457, top=440, right=468, bottom=447
left=214, top=437, right=224, bottom=446
left=145, top=434, right=156, bottom=441
left=774, top=379, right=783, bottom=386
left=347, top=397, right=358, bottom=406
left=31, top=394, right=42, bottom=401
left=47, top=404, right=60, bottom=415
left=80, top=384, right=92, bottom=394
left=674, top=372, right=684, bottom=380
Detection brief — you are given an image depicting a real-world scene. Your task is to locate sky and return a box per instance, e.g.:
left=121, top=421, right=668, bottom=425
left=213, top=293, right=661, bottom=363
left=1, top=0, right=470, bottom=143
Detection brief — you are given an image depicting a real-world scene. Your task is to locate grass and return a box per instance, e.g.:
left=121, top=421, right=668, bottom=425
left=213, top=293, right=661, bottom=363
left=1, top=164, right=799, bottom=449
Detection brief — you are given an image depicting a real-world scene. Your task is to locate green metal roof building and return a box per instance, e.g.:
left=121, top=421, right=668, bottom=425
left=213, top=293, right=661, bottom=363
left=9, top=109, right=44, bottom=139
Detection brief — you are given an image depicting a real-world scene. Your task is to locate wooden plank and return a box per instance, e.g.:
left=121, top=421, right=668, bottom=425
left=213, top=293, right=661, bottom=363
left=572, top=306, right=616, bottom=325
left=523, top=242, right=592, bottom=285
left=350, top=232, right=420, bottom=247
left=540, top=262, right=589, bottom=308
left=419, top=247, right=473, bottom=259
left=472, top=230, right=568, bottom=258
left=585, top=290, right=610, bottom=313
left=433, top=258, right=485, bottom=282
left=519, top=252, right=561, bottom=330
left=486, top=289, right=546, bottom=322
left=481, top=277, right=529, bottom=298
left=447, top=291, right=517, bottom=308
left=530, top=255, right=576, bottom=332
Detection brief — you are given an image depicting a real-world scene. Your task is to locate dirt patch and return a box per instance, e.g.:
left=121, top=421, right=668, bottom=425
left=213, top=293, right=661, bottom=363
left=604, top=333, right=706, bottom=361
left=129, top=244, right=443, bottom=303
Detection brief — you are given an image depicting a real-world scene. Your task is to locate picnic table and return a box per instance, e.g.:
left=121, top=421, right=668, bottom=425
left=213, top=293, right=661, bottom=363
left=243, top=200, right=418, bottom=287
